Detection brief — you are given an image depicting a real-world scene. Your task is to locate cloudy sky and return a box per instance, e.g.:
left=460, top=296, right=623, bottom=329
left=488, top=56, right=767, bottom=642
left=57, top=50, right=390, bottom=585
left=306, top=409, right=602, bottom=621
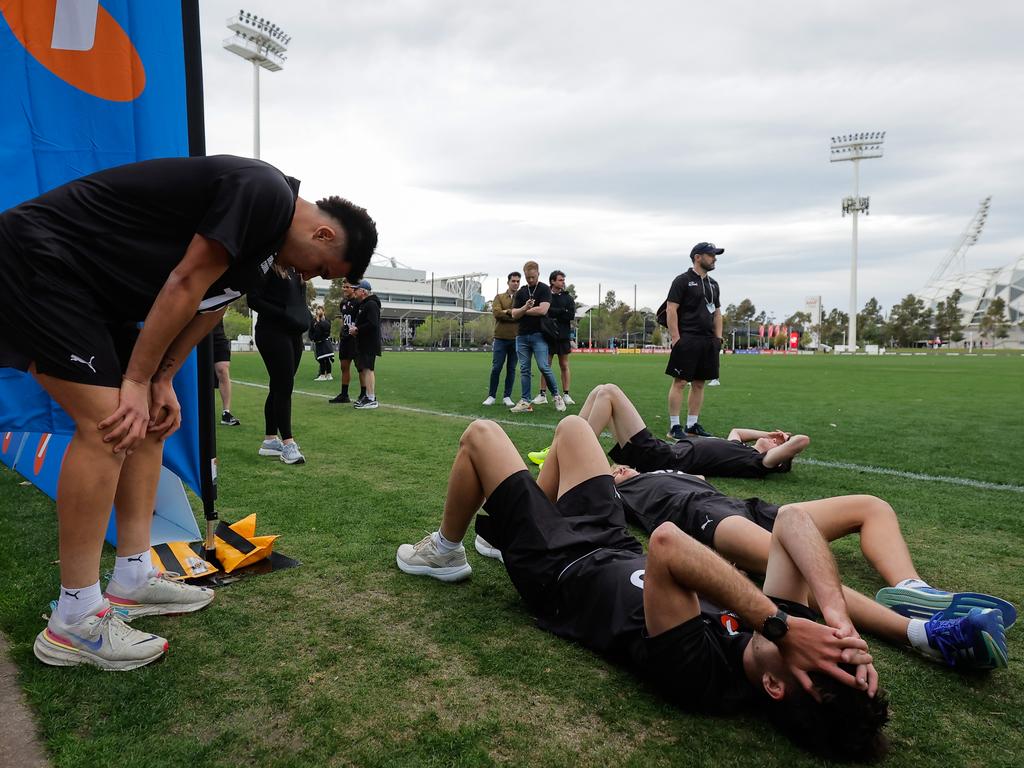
left=199, top=1, right=1023, bottom=319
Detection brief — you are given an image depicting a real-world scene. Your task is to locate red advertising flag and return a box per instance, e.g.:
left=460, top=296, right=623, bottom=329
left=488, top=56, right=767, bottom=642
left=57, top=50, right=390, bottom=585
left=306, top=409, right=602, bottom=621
left=789, top=331, right=799, bottom=350
left=758, top=324, right=765, bottom=338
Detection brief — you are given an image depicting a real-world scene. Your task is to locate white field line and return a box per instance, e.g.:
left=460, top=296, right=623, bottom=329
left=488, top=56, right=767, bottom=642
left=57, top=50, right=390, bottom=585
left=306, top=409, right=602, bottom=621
left=234, top=379, right=1024, bottom=494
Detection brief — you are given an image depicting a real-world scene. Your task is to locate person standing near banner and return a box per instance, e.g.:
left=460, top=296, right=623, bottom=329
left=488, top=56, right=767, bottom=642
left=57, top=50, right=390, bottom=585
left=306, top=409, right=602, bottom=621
left=328, top=281, right=360, bottom=404
left=665, top=242, right=724, bottom=440
left=0, top=155, right=377, bottom=670
left=250, top=268, right=311, bottom=465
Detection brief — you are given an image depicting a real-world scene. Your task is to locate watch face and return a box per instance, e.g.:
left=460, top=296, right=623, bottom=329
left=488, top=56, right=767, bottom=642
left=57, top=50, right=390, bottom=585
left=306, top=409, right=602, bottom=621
left=763, top=613, right=788, bottom=641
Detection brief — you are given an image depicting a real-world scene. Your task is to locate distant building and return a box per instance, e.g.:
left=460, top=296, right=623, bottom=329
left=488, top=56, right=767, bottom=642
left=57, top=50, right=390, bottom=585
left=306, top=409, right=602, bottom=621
left=919, top=254, right=1024, bottom=346
left=309, top=264, right=488, bottom=345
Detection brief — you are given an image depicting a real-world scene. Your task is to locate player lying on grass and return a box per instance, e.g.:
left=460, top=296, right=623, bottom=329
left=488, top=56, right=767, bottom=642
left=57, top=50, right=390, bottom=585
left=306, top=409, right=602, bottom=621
left=528, top=383, right=809, bottom=478
left=397, top=416, right=890, bottom=761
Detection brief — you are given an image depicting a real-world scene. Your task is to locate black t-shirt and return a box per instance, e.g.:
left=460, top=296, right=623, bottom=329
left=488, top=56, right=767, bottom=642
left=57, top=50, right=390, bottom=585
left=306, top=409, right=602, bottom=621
left=666, top=268, right=720, bottom=336
left=541, top=549, right=756, bottom=713
left=514, top=281, right=553, bottom=336
left=687, top=438, right=788, bottom=478
left=339, top=296, right=360, bottom=338
left=615, top=470, right=722, bottom=531
left=0, top=155, right=299, bottom=322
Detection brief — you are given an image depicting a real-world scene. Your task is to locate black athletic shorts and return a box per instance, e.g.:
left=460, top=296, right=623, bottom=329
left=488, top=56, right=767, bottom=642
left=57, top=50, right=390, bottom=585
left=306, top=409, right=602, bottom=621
left=609, top=428, right=693, bottom=473
left=627, top=492, right=779, bottom=548
left=355, top=350, right=377, bottom=372
left=665, top=335, right=720, bottom=381
left=0, top=248, right=137, bottom=389
left=338, top=337, right=357, bottom=361
left=212, top=322, right=231, bottom=364
left=475, top=471, right=642, bottom=616
left=551, top=338, right=572, bottom=356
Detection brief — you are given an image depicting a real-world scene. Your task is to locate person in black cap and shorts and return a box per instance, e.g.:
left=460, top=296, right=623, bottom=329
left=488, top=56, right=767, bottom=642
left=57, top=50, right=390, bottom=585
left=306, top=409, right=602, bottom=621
left=210, top=319, right=240, bottom=426
left=394, top=416, right=890, bottom=762
left=350, top=279, right=381, bottom=409
left=0, top=154, right=377, bottom=670
left=329, top=280, right=360, bottom=403
left=665, top=242, right=723, bottom=440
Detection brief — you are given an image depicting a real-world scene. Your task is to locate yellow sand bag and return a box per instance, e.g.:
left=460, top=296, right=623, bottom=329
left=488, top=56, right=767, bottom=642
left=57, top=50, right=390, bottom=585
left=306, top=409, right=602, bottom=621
left=150, top=541, right=219, bottom=580
left=214, top=514, right=279, bottom=573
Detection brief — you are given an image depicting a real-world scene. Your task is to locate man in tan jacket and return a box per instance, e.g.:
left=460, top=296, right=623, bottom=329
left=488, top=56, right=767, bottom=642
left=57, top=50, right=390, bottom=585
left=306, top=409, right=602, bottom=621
left=483, top=271, right=521, bottom=406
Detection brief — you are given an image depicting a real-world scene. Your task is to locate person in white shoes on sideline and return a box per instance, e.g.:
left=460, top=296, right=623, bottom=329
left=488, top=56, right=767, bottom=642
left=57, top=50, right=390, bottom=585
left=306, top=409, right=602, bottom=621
left=534, top=269, right=576, bottom=406
left=508, top=261, right=565, bottom=414
left=483, top=271, right=520, bottom=407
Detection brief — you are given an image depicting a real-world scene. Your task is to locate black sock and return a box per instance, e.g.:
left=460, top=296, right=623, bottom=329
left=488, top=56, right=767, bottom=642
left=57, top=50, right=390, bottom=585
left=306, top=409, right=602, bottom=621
left=359, top=387, right=367, bottom=399
left=341, top=384, right=349, bottom=397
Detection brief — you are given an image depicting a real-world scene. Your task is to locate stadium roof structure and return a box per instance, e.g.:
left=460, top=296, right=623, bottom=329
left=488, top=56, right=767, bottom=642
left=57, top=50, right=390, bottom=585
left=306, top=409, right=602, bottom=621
left=919, top=254, right=1024, bottom=343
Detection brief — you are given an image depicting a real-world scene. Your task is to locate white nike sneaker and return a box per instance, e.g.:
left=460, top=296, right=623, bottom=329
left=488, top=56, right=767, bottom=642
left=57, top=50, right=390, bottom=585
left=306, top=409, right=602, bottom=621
left=33, top=601, right=168, bottom=671
left=562, top=393, right=575, bottom=405
left=553, top=395, right=566, bottom=412
left=482, top=396, right=496, bottom=406
left=502, top=396, right=515, bottom=407
left=532, top=393, right=548, bottom=405
left=105, top=571, right=215, bottom=621
left=396, top=534, right=472, bottom=582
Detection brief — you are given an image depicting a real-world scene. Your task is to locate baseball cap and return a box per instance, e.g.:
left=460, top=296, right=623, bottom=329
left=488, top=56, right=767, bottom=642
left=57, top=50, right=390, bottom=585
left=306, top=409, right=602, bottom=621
left=690, top=242, right=725, bottom=258
left=358, top=279, right=372, bottom=291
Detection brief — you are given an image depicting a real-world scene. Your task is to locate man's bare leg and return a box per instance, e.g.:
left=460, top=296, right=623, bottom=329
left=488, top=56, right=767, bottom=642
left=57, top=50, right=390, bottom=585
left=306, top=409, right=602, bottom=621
left=32, top=373, right=125, bottom=590
left=557, top=353, right=571, bottom=395
left=686, top=379, right=705, bottom=421
left=112, top=432, right=163, bottom=559
left=214, top=361, right=232, bottom=412
left=536, top=415, right=613, bottom=502
left=340, top=358, right=352, bottom=386
left=667, top=377, right=686, bottom=420
left=579, top=383, right=647, bottom=446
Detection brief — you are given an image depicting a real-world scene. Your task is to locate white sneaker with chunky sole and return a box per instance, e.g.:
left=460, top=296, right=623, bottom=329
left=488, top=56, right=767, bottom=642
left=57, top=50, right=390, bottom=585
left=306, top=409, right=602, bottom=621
left=396, top=535, right=472, bottom=582
left=33, top=602, right=168, bottom=671
left=105, top=572, right=215, bottom=621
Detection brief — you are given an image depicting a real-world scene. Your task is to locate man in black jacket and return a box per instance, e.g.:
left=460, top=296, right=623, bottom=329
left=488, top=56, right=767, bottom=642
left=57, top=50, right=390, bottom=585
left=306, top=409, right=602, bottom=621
left=536, top=270, right=576, bottom=405
left=350, top=279, right=382, bottom=409
left=328, top=281, right=361, bottom=403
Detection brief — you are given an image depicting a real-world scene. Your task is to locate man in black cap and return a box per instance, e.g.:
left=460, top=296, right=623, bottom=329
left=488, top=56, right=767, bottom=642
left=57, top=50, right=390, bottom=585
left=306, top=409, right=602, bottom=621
left=349, top=279, right=381, bottom=409
left=664, top=242, right=723, bottom=440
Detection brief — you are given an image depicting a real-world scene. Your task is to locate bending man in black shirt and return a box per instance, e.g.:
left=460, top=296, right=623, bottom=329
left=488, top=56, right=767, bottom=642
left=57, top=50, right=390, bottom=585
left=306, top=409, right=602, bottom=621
left=396, top=416, right=891, bottom=762
left=0, top=155, right=377, bottom=670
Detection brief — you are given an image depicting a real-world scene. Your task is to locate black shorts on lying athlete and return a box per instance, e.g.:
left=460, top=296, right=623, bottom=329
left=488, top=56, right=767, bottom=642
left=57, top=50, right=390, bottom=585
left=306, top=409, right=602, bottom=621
left=475, top=471, right=641, bottom=616
left=614, top=470, right=779, bottom=547
left=610, top=428, right=787, bottom=479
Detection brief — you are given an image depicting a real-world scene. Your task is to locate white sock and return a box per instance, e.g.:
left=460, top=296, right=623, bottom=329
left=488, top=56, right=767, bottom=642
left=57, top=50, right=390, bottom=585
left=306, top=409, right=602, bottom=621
left=111, top=549, right=154, bottom=590
left=433, top=530, right=460, bottom=553
left=669, top=416, right=680, bottom=428
left=686, top=415, right=698, bottom=428
left=907, top=618, right=941, bottom=659
left=367, top=394, right=376, bottom=401
left=895, top=578, right=932, bottom=590
left=56, top=581, right=104, bottom=625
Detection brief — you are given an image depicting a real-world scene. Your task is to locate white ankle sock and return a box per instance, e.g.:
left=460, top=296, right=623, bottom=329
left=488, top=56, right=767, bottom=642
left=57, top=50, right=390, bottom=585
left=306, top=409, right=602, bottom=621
left=686, top=415, right=698, bottom=428
left=669, top=416, right=680, bottom=428
left=56, top=581, right=104, bottom=625
left=907, top=618, right=941, bottom=658
left=111, top=549, right=154, bottom=590
left=433, top=531, right=460, bottom=553
left=895, top=578, right=931, bottom=590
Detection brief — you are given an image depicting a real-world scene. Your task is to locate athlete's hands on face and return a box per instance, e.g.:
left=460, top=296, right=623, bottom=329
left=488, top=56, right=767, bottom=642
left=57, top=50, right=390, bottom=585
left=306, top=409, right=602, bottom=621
left=777, top=616, right=874, bottom=700
left=98, top=377, right=150, bottom=454
left=823, top=612, right=879, bottom=697
left=148, top=379, right=181, bottom=441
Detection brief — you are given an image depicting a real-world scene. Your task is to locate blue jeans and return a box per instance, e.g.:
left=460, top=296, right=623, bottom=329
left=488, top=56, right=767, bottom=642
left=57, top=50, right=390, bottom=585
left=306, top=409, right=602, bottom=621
left=516, top=332, right=559, bottom=402
left=488, top=338, right=517, bottom=398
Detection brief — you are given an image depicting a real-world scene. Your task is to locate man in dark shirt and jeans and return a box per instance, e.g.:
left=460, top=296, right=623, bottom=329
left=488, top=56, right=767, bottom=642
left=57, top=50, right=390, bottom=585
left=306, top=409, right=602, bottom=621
left=395, top=416, right=890, bottom=761
left=536, top=270, right=576, bottom=405
left=665, top=242, right=723, bottom=439
left=509, top=261, right=564, bottom=413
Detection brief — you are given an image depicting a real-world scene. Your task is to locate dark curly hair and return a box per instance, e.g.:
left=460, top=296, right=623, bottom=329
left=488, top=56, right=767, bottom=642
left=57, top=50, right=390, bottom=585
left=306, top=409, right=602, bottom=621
left=316, top=196, right=377, bottom=282
left=763, top=668, right=890, bottom=762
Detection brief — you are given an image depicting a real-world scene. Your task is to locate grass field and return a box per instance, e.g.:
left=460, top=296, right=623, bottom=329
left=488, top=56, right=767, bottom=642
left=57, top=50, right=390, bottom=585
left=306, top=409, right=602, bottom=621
left=1, top=351, right=1022, bottom=768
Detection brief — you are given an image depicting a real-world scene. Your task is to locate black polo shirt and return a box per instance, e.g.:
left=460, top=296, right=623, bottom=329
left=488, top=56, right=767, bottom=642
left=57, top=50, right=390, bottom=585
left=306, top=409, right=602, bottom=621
left=666, top=268, right=720, bottom=336
left=514, top=281, right=553, bottom=336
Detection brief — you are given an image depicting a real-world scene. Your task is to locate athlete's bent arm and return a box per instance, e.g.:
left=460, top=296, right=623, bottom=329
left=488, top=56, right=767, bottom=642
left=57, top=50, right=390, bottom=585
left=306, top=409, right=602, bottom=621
left=100, top=235, right=230, bottom=452
left=666, top=302, right=680, bottom=346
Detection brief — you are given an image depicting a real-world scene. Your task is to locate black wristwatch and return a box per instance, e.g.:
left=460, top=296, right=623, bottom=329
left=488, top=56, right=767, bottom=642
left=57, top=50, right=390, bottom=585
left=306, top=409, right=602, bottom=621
left=761, top=609, right=789, bottom=642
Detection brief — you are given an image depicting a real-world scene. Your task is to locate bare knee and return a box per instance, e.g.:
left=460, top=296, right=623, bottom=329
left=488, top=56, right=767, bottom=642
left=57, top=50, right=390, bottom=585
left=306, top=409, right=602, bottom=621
left=690, top=380, right=705, bottom=392
left=649, top=521, right=683, bottom=559
left=460, top=419, right=503, bottom=452
left=859, top=495, right=897, bottom=526
left=553, top=414, right=589, bottom=441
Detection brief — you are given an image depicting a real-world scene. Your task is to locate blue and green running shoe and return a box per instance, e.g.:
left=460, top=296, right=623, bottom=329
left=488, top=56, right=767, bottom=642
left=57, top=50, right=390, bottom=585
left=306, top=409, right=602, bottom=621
left=924, top=607, right=1008, bottom=670
left=876, top=585, right=1016, bottom=629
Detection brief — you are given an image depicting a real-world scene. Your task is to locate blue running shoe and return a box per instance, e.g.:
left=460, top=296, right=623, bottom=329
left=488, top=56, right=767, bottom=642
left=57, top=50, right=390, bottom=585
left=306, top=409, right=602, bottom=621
left=876, top=585, right=1017, bottom=629
left=924, top=608, right=1008, bottom=670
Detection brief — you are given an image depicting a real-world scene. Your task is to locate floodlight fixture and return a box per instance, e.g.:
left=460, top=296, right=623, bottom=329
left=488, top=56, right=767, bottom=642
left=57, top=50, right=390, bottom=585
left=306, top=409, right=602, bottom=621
left=223, top=9, right=290, bottom=159
left=829, top=130, right=885, bottom=350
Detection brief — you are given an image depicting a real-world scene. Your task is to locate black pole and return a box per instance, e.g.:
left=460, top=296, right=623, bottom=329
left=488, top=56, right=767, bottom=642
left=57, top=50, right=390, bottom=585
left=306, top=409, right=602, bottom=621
left=181, top=0, right=219, bottom=563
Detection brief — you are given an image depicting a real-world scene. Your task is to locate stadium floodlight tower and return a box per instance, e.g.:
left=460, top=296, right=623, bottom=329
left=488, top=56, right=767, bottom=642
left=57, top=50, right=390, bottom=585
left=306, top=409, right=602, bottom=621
left=223, top=10, right=290, bottom=159
left=830, top=131, right=885, bottom=350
